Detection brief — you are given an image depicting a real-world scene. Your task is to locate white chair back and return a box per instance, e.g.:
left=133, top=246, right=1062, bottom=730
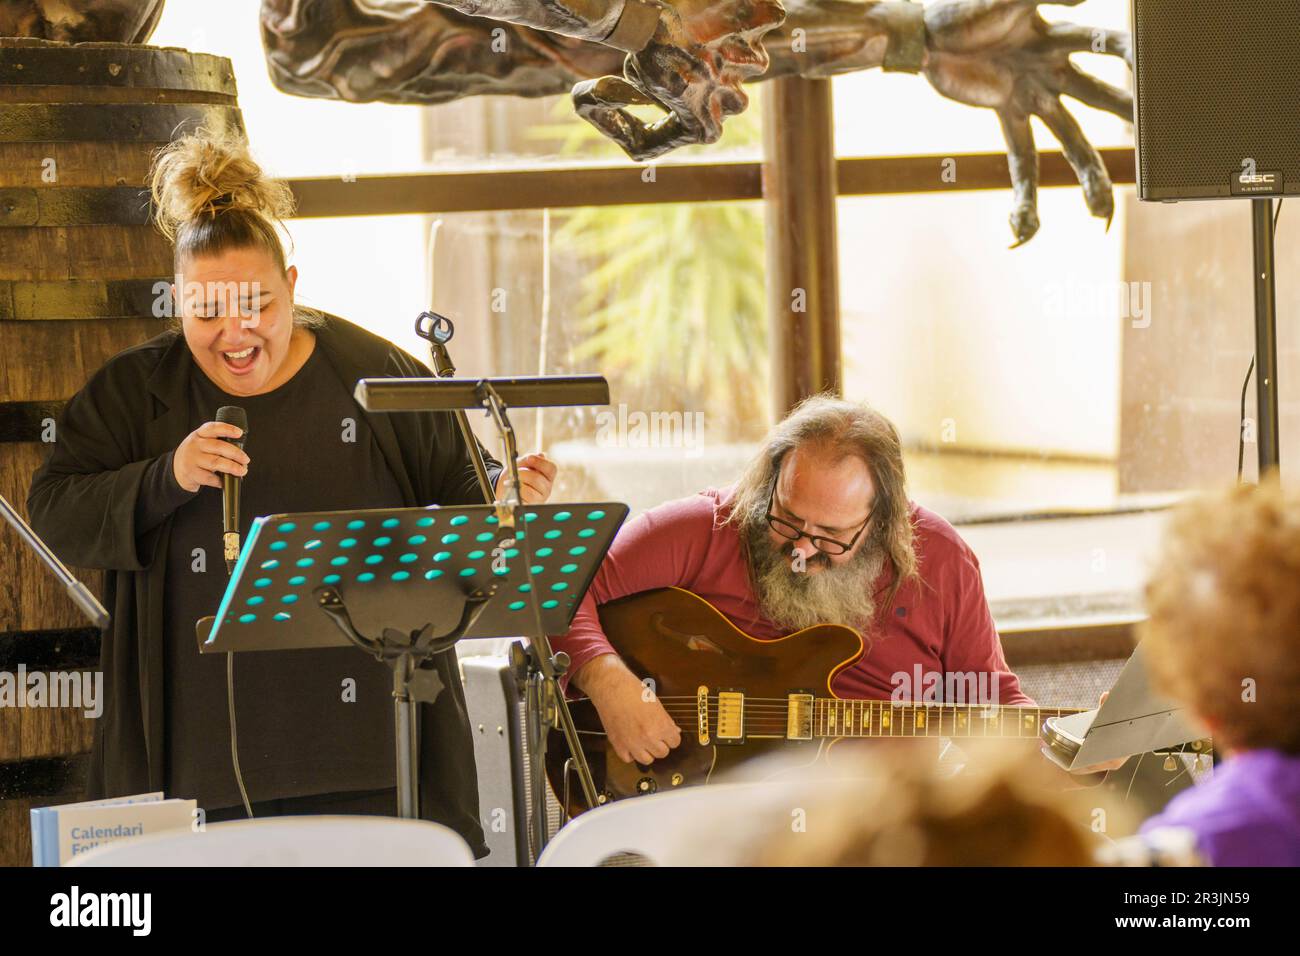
left=65, top=816, right=475, bottom=867
left=536, top=781, right=815, bottom=867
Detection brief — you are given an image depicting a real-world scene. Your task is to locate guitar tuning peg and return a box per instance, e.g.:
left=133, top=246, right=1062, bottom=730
left=1163, top=754, right=1178, bottom=771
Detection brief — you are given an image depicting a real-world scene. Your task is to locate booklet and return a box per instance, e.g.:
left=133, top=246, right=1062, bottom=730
left=31, top=792, right=197, bottom=866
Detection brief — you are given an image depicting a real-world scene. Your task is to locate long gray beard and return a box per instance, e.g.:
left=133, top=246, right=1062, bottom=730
left=744, top=517, right=887, bottom=632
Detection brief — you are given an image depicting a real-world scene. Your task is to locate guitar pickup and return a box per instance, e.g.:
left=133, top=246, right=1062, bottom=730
left=715, top=691, right=745, bottom=744
left=786, top=693, right=813, bottom=741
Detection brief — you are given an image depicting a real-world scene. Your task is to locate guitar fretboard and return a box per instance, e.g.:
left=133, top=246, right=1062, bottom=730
left=809, top=699, right=1084, bottom=740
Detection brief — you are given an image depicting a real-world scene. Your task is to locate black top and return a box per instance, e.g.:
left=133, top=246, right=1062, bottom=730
left=158, top=344, right=404, bottom=810
left=27, top=315, right=502, bottom=854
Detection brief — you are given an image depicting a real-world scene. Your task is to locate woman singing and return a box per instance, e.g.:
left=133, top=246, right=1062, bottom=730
left=27, top=130, right=556, bottom=855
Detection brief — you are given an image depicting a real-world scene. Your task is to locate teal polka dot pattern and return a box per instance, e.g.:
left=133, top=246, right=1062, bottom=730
left=219, top=504, right=625, bottom=639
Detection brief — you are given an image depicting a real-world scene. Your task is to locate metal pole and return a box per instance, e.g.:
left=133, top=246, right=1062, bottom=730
left=1252, top=198, right=1280, bottom=476
left=394, top=660, right=418, bottom=818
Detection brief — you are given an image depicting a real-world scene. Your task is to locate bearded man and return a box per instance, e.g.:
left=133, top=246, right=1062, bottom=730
left=553, top=394, right=1034, bottom=767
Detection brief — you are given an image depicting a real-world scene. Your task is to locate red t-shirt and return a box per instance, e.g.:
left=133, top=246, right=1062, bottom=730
left=554, top=486, right=1032, bottom=706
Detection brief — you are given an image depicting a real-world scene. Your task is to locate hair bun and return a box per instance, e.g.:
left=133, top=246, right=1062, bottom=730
left=149, top=128, right=295, bottom=241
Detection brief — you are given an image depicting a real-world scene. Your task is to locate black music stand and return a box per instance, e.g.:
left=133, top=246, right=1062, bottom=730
left=354, top=333, right=617, bottom=853
left=198, top=500, right=627, bottom=821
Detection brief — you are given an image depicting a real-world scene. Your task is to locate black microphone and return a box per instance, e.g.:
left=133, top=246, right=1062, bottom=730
left=215, top=406, right=248, bottom=574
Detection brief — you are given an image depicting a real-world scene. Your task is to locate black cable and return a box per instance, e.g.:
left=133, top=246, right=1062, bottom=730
left=1237, top=198, right=1284, bottom=485
left=1238, top=356, right=1255, bottom=484
left=227, top=651, right=254, bottom=818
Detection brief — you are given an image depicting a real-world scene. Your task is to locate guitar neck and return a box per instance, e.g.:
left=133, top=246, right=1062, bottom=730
left=808, top=699, right=1086, bottom=740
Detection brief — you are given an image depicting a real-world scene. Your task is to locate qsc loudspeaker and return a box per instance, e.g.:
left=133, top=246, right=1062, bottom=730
left=1132, top=0, right=1300, bottom=201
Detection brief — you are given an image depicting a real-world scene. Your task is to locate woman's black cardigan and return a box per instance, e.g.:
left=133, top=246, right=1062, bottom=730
left=27, top=314, right=502, bottom=853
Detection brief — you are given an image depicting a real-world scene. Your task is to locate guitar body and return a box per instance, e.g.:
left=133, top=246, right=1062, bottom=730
left=546, top=587, right=863, bottom=818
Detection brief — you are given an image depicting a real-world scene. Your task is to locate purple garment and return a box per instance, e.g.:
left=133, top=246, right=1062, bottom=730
left=1140, top=749, right=1300, bottom=866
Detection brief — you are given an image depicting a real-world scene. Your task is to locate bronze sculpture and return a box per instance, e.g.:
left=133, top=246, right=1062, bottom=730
left=259, top=0, right=1132, bottom=245
left=2, top=0, right=1133, bottom=244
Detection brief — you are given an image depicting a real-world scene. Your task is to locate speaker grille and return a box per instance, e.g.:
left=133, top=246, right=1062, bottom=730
left=1133, top=0, right=1300, bottom=199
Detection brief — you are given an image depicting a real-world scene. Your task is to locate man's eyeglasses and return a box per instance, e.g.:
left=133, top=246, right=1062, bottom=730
left=765, top=482, right=876, bottom=556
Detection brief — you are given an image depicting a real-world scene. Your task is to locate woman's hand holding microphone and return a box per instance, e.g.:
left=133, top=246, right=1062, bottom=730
left=172, top=421, right=250, bottom=493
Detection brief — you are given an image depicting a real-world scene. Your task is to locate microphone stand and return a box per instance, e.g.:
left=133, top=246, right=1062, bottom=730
left=416, top=311, right=495, bottom=503
left=1, top=494, right=109, bottom=630
left=413, top=311, right=601, bottom=855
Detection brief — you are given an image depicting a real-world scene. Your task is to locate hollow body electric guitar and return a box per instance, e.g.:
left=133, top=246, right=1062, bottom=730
left=546, top=587, right=1086, bottom=818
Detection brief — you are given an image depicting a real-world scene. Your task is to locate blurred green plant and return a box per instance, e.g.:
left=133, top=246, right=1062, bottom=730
left=527, top=97, right=770, bottom=437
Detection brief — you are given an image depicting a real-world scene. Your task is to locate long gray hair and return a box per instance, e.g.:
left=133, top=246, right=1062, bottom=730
left=723, top=394, right=919, bottom=611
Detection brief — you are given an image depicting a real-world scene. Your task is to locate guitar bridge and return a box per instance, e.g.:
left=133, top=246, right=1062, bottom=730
left=715, top=690, right=745, bottom=744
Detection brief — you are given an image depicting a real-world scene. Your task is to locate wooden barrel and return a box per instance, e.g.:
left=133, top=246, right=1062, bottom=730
left=0, top=38, right=244, bottom=866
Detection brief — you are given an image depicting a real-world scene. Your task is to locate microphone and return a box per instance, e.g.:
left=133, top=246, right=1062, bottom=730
left=215, top=406, right=248, bottom=574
